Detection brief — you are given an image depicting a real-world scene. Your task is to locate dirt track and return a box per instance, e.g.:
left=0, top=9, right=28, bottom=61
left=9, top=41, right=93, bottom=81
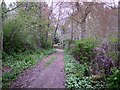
left=11, top=50, right=65, bottom=88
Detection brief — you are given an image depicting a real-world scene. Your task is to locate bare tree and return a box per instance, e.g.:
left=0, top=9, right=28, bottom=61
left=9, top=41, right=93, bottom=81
left=71, top=2, right=94, bottom=38
left=52, top=2, right=63, bottom=47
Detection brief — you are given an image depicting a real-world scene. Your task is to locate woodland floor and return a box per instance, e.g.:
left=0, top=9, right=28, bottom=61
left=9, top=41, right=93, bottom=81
left=11, top=49, right=65, bottom=88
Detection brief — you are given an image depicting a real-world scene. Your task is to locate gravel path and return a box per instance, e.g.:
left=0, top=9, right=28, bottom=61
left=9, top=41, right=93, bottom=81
left=11, top=50, right=65, bottom=88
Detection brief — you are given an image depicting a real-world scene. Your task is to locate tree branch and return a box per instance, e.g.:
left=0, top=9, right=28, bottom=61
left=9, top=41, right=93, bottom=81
left=71, top=2, right=93, bottom=24
left=3, top=2, right=23, bottom=14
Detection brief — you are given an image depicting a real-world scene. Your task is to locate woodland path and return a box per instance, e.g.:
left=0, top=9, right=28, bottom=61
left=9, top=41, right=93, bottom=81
left=11, top=49, right=65, bottom=88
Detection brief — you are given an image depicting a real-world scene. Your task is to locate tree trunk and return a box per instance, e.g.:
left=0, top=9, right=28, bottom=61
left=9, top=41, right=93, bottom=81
left=38, top=3, right=42, bottom=48
left=52, top=24, right=59, bottom=47
left=45, top=20, right=50, bottom=48
left=0, top=16, right=3, bottom=51
left=1, top=0, right=5, bottom=51
left=68, top=15, right=74, bottom=49
left=52, top=3, right=62, bottom=48
left=81, top=20, right=86, bottom=38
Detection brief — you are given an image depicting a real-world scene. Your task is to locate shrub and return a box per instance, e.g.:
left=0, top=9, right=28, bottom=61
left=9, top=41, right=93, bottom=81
left=71, top=38, right=96, bottom=63
left=91, top=43, right=114, bottom=75
left=3, top=17, right=36, bottom=53
left=108, top=37, right=119, bottom=67
left=3, top=14, right=53, bottom=54
left=107, top=69, right=120, bottom=89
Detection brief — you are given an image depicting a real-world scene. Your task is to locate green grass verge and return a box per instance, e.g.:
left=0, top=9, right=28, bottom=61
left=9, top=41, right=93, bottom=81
left=2, top=48, right=56, bottom=88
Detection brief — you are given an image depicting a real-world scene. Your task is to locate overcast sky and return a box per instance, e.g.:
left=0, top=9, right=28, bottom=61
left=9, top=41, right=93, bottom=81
left=2, top=0, right=119, bottom=6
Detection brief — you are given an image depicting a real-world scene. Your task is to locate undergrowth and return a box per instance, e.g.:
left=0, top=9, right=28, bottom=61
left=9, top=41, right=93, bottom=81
left=64, top=53, right=106, bottom=89
left=64, top=37, right=119, bottom=89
